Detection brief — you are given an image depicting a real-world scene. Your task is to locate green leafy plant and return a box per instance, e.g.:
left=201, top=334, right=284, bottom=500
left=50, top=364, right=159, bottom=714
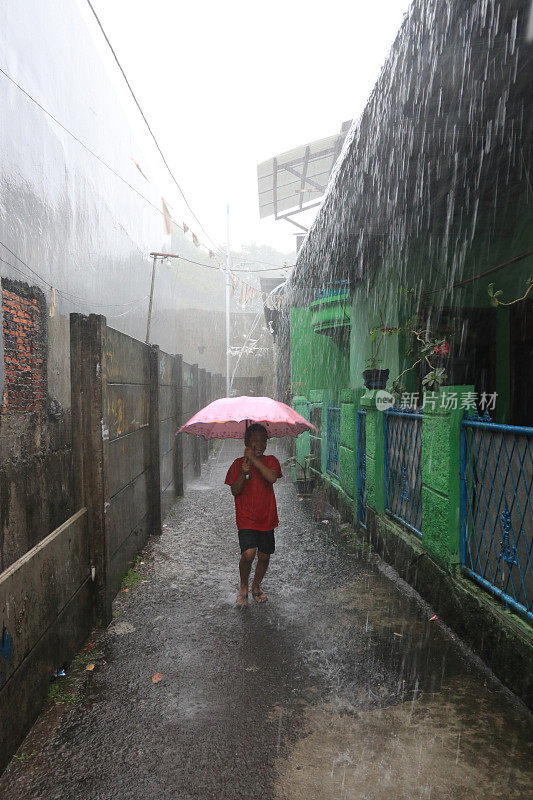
left=47, top=679, right=82, bottom=706
left=366, top=310, right=401, bottom=369
left=375, top=316, right=451, bottom=399
left=365, top=329, right=383, bottom=369
left=12, top=751, right=36, bottom=764
left=422, top=367, right=447, bottom=392
left=285, top=454, right=316, bottom=481
left=121, top=568, right=142, bottom=590
left=71, top=649, right=103, bottom=671
left=488, top=278, right=532, bottom=307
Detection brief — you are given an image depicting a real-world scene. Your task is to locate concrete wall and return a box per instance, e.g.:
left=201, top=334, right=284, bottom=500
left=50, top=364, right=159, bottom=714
left=159, top=352, right=183, bottom=519
left=71, top=315, right=216, bottom=621
left=102, top=327, right=155, bottom=605
left=0, top=509, right=92, bottom=771
left=0, top=0, right=189, bottom=352
left=181, top=362, right=200, bottom=484
left=0, top=312, right=222, bottom=773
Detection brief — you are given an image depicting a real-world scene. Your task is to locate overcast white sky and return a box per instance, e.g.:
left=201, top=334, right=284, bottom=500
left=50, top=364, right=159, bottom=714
left=90, top=0, right=411, bottom=256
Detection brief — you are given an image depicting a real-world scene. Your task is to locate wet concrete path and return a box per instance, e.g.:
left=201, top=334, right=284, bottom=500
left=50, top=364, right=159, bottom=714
left=2, top=440, right=532, bottom=799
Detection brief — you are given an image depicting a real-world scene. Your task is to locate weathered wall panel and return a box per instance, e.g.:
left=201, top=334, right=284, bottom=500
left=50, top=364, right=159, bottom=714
left=158, top=385, right=175, bottom=422
left=158, top=351, right=174, bottom=387
left=181, top=362, right=197, bottom=484
left=107, top=512, right=151, bottom=598
left=0, top=510, right=92, bottom=772
left=106, top=428, right=151, bottom=500
left=106, top=384, right=150, bottom=440
left=103, top=329, right=150, bottom=385
left=0, top=508, right=89, bottom=681
left=101, top=330, right=154, bottom=605
left=160, top=449, right=174, bottom=493
left=106, top=470, right=150, bottom=559
left=159, top=416, right=175, bottom=459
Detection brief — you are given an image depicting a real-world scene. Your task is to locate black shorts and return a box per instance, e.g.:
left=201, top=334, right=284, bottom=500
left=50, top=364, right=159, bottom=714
left=238, top=529, right=275, bottom=555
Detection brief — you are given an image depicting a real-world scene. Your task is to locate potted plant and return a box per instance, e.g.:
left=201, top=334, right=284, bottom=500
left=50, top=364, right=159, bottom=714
left=285, top=454, right=316, bottom=495
left=362, top=311, right=451, bottom=398
left=362, top=320, right=390, bottom=390
left=389, top=316, right=450, bottom=400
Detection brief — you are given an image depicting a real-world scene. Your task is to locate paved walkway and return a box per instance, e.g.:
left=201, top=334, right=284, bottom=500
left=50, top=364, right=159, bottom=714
left=2, top=441, right=532, bottom=799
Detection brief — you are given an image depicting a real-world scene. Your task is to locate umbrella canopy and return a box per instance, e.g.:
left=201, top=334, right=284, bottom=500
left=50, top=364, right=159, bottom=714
left=178, top=395, right=315, bottom=440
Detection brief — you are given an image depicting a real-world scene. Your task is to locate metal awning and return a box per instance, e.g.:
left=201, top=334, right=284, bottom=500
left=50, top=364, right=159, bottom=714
left=257, top=121, right=351, bottom=232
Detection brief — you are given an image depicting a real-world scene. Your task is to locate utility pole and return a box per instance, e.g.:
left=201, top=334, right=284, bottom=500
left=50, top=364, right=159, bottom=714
left=225, top=205, right=231, bottom=397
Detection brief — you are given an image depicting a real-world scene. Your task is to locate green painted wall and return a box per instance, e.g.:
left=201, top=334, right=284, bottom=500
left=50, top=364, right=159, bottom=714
left=340, top=399, right=355, bottom=499
left=290, top=307, right=349, bottom=399
left=309, top=294, right=351, bottom=333
left=349, top=281, right=401, bottom=390
left=292, top=395, right=311, bottom=473
left=288, top=199, right=532, bottom=578
left=421, top=386, right=471, bottom=571
left=345, top=199, right=533, bottom=419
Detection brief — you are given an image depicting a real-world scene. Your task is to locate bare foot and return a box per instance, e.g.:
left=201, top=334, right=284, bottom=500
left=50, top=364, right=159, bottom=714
left=236, top=589, right=248, bottom=608
left=252, top=587, right=267, bottom=603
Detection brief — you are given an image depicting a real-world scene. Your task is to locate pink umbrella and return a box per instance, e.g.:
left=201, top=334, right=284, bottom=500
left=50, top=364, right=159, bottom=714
left=177, top=396, right=315, bottom=440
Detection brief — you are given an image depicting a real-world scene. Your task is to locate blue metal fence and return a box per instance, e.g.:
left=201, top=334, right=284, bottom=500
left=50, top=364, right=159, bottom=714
left=357, top=409, right=367, bottom=528
left=460, top=414, right=533, bottom=623
left=326, top=406, right=340, bottom=478
left=384, top=408, right=423, bottom=536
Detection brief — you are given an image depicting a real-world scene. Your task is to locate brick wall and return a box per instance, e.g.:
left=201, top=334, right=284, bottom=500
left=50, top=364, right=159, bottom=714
left=1, top=279, right=46, bottom=413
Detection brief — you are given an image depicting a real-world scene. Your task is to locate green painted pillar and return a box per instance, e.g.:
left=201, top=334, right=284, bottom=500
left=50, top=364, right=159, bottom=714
left=340, top=388, right=356, bottom=500
left=421, top=385, right=473, bottom=572
left=359, top=390, right=385, bottom=513
left=309, top=389, right=324, bottom=475
left=292, top=395, right=310, bottom=472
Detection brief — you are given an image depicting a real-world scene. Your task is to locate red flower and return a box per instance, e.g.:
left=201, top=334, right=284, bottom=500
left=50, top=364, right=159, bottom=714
left=434, top=340, right=449, bottom=356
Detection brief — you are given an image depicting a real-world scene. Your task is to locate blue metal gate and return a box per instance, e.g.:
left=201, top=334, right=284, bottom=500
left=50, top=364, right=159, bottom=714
left=384, top=408, right=423, bottom=536
left=326, top=406, right=340, bottom=478
left=357, top=409, right=367, bottom=528
left=460, top=414, right=533, bottom=622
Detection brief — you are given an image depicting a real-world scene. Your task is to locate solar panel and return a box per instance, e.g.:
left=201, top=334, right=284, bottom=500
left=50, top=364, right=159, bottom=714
left=257, top=122, right=351, bottom=225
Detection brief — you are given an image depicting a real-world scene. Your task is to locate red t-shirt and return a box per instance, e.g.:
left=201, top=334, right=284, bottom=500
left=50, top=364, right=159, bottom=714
left=225, top=455, right=282, bottom=531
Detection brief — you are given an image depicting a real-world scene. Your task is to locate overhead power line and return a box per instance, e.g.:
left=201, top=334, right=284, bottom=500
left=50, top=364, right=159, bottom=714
left=0, top=66, right=169, bottom=225
left=0, top=64, right=226, bottom=268
left=0, top=242, right=149, bottom=311
left=0, top=64, right=290, bottom=286
left=175, top=254, right=292, bottom=273
left=86, top=0, right=223, bottom=256
left=231, top=265, right=293, bottom=273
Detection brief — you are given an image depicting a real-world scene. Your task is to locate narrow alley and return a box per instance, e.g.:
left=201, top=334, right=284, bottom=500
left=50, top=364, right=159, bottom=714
left=2, top=441, right=531, bottom=800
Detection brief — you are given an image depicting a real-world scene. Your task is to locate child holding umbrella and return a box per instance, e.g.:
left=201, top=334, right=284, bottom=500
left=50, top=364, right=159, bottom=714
left=225, top=424, right=282, bottom=608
